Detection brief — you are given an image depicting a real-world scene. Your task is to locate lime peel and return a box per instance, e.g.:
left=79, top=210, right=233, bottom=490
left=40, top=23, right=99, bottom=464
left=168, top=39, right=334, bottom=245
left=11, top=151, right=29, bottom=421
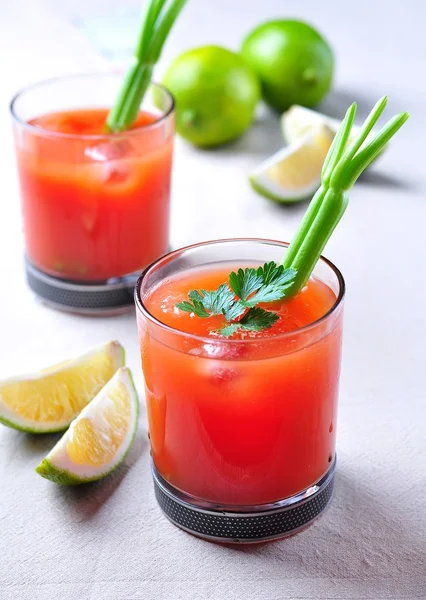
left=249, top=126, right=333, bottom=204
left=281, top=105, right=381, bottom=158
left=163, top=45, right=260, bottom=147
left=36, top=368, right=139, bottom=485
left=0, top=341, right=125, bottom=433
left=241, top=19, right=334, bottom=111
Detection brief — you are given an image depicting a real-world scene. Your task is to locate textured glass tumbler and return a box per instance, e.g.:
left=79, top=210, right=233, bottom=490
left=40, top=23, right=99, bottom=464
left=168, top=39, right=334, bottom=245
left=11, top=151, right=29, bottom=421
left=135, top=239, right=345, bottom=543
left=11, top=74, right=175, bottom=314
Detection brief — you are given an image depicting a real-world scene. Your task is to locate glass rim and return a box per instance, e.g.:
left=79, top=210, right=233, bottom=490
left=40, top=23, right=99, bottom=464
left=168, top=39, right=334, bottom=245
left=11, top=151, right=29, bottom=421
left=134, top=238, right=346, bottom=345
left=9, top=73, right=175, bottom=141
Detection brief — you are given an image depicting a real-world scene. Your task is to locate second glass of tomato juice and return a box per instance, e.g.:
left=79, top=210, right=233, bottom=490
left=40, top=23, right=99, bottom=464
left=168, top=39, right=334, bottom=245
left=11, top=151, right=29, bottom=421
left=10, top=74, right=174, bottom=314
left=135, top=239, right=344, bottom=542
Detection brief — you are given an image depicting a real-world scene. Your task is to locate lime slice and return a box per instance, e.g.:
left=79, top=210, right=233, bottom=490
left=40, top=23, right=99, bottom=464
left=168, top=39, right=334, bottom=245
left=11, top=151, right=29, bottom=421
left=36, top=368, right=139, bottom=485
left=281, top=105, right=378, bottom=149
left=0, top=341, right=125, bottom=433
left=249, top=126, right=333, bottom=203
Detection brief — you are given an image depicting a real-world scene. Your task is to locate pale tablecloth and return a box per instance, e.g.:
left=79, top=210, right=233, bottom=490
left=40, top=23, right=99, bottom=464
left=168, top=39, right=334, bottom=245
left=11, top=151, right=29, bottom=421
left=0, top=1, right=425, bottom=599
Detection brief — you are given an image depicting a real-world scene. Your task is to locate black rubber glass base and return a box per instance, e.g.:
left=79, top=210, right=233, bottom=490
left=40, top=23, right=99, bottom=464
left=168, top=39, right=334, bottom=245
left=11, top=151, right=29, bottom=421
left=153, top=460, right=335, bottom=543
left=25, top=258, right=136, bottom=315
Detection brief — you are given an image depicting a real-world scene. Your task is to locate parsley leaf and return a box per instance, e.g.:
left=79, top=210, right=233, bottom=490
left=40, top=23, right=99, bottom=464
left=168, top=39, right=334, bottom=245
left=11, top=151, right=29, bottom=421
left=219, top=307, right=279, bottom=337
left=223, top=300, right=246, bottom=321
left=190, top=284, right=234, bottom=316
left=175, top=299, right=210, bottom=318
left=257, top=262, right=297, bottom=288
left=229, top=268, right=263, bottom=301
left=239, top=307, right=279, bottom=331
left=219, top=323, right=241, bottom=338
left=177, top=284, right=244, bottom=320
left=255, top=261, right=277, bottom=286
left=237, top=263, right=297, bottom=307
left=242, top=286, right=283, bottom=307
left=175, top=261, right=297, bottom=337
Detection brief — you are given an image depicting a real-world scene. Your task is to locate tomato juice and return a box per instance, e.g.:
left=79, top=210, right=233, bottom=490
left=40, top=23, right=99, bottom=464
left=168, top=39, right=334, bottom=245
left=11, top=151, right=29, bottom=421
left=137, top=256, right=343, bottom=506
left=15, top=107, right=174, bottom=281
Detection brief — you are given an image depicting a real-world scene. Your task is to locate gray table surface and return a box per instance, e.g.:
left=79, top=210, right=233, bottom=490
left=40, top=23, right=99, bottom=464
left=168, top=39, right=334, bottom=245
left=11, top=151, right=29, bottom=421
left=1, top=1, right=425, bottom=599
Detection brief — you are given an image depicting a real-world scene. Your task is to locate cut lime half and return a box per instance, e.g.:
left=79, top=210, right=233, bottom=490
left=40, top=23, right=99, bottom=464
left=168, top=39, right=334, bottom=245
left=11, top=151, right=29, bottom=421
left=249, top=126, right=333, bottom=203
left=36, top=367, right=139, bottom=485
left=0, top=341, right=124, bottom=433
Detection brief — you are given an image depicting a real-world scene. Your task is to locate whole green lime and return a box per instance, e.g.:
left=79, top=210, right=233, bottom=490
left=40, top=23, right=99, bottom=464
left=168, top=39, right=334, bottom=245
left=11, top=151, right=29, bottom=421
left=241, top=20, right=334, bottom=112
left=163, top=45, right=261, bottom=147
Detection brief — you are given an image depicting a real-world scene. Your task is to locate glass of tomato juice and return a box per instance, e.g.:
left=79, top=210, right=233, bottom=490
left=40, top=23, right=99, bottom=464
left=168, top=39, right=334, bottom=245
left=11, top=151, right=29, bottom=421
left=135, top=239, right=345, bottom=543
left=11, top=74, right=174, bottom=314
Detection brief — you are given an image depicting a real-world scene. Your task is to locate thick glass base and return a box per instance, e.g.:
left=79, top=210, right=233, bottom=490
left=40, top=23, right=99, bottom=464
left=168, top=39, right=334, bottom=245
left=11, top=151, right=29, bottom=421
left=25, top=257, right=137, bottom=315
left=152, top=459, right=336, bottom=543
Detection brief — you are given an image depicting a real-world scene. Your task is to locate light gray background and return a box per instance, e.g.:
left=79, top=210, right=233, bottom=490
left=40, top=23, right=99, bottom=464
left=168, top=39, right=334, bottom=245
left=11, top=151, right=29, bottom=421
left=0, top=1, right=425, bottom=599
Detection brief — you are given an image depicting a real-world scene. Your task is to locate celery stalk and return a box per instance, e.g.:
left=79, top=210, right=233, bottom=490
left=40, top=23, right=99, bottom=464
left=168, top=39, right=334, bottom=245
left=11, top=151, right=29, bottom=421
left=283, top=98, right=409, bottom=294
left=107, top=0, right=187, bottom=133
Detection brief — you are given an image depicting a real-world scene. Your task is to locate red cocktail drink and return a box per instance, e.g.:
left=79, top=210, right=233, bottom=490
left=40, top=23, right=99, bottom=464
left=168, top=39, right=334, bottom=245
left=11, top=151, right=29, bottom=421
left=136, top=239, right=344, bottom=541
left=11, top=75, right=174, bottom=312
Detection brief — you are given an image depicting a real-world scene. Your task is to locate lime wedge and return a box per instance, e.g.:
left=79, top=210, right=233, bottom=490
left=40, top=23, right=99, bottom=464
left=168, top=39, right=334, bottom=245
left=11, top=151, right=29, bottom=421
left=281, top=105, right=378, bottom=150
left=36, top=368, right=139, bottom=485
left=249, top=126, right=333, bottom=203
left=0, top=341, right=125, bottom=433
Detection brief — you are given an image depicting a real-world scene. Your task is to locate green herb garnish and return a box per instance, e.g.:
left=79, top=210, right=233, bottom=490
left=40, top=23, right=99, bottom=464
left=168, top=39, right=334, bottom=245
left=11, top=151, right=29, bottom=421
left=107, top=0, right=187, bottom=133
left=176, top=262, right=297, bottom=337
left=281, top=96, right=409, bottom=294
